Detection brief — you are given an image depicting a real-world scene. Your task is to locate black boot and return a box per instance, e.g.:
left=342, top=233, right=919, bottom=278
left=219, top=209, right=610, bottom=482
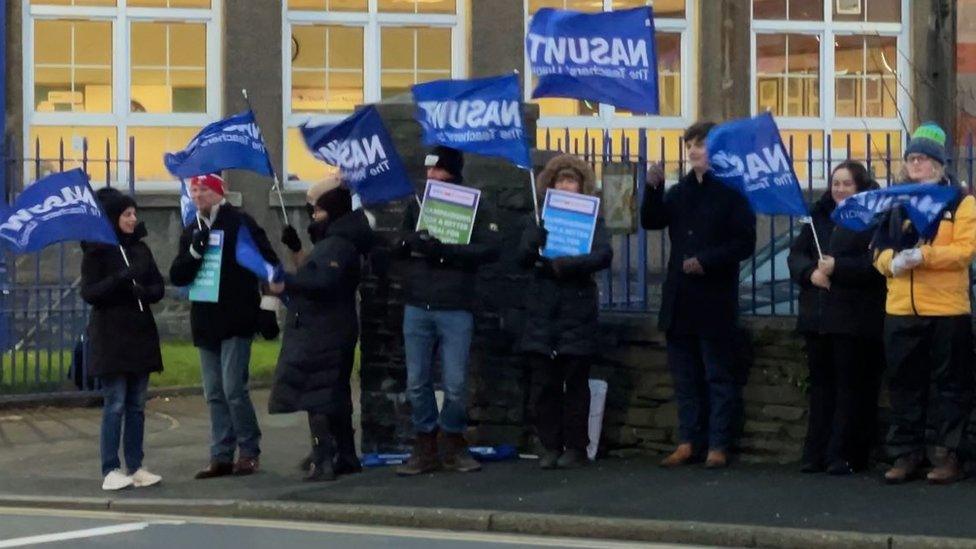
left=305, top=414, right=336, bottom=482
left=331, top=412, right=362, bottom=476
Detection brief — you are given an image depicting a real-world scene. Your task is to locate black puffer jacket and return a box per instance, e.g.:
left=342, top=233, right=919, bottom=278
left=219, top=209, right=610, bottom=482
left=81, top=222, right=165, bottom=378
left=788, top=191, right=886, bottom=338
left=169, top=204, right=279, bottom=347
left=268, top=210, right=374, bottom=415
left=516, top=217, right=613, bottom=356
left=394, top=198, right=500, bottom=311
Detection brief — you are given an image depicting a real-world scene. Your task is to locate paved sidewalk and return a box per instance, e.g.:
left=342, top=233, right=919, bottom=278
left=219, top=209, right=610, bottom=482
left=0, top=390, right=974, bottom=546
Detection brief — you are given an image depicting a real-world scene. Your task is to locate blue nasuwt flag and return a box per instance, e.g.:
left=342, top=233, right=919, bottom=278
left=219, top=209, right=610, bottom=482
left=300, top=105, right=414, bottom=206
left=412, top=74, right=532, bottom=169
left=235, top=222, right=282, bottom=284
left=706, top=112, right=808, bottom=217
left=832, top=183, right=960, bottom=240
left=526, top=7, right=659, bottom=114
left=0, top=169, right=118, bottom=253
left=179, top=179, right=197, bottom=227
left=165, top=110, right=274, bottom=179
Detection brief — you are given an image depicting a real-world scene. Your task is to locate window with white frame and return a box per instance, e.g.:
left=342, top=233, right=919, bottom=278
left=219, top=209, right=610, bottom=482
left=284, top=0, right=466, bottom=183
left=752, top=0, right=909, bottom=185
left=524, top=0, right=692, bottom=179
left=24, top=0, right=220, bottom=186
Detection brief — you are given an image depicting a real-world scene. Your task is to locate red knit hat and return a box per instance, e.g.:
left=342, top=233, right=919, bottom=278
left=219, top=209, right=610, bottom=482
left=189, top=173, right=225, bottom=196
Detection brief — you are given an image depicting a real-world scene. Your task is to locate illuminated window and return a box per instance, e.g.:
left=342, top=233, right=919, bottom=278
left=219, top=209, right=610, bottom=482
left=25, top=1, right=220, bottom=185
left=284, top=1, right=464, bottom=182
left=751, top=0, right=909, bottom=186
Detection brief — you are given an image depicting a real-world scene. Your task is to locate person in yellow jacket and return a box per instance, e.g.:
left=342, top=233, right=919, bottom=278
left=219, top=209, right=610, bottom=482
left=873, top=122, right=976, bottom=485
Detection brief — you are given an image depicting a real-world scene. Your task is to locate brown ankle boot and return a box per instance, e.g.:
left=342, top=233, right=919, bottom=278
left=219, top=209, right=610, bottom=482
left=439, top=432, right=482, bottom=473
left=396, top=431, right=441, bottom=476
left=927, top=448, right=963, bottom=485
left=705, top=449, right=728, bottom=469
left=659, top=443, right=695, bottom=468
left=884, top=452, right=923, bottom=484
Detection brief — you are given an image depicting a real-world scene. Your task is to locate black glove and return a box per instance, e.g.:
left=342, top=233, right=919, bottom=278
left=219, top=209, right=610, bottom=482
left=534, top=256, right=556, bottom=277
left=401, top=230, right=427, bottom=252
left=281, top=225, right=302, bottom=253
left=415, top=233, right=444, bottom=258
left=131, top=282, right=148, bottom=300
left=190, top=227, right=211, bottom=257
left=526, top=224, right=549, bottom=249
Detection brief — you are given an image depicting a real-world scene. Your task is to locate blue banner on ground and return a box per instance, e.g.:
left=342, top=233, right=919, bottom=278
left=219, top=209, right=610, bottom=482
left=526, top=7, right=659, bottom=114
left=236, top=222, right=282, bottom=283
left=706, top=112, right=807, bottom=217
left=0, top=169, right=118, bottom=253
left=301, top=106, right=415, bottom=207
left=412, top=74, right=531, bottom=169
left=832, top=183, right=960, bottom=239
left=165, top=110, right=274, bottom=179
left=541, top=188, right=600, bottom=259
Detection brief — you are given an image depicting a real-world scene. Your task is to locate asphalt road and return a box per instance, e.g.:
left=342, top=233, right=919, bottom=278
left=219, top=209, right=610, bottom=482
left=0, top=507, right=713, bottom=549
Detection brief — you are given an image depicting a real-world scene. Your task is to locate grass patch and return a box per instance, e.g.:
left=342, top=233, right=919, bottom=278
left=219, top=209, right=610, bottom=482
left=150, top=340, right=282, bottom=388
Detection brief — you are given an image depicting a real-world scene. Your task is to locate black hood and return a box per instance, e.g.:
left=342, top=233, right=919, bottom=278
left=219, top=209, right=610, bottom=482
left=324, top=209, right=375, bottom=255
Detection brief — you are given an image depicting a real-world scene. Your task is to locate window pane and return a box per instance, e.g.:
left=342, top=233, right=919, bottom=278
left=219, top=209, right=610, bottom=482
left=756, top=34, right=818, bottom=117
left=834, top=35, right=898, bottom=118
left=286, top=127, right=339, bottom=182
left=130, top=22, right=207, bottom=113
left=291, top=25, right=365, bottom=114
left=615, top=32, right=681, bottom=117
left=381, top=27, right=452, bottom=99
left=28, top=126, right=118, bottom=183
left=30, top=0, right=116, bottom=6
left=34, top=20, right=112, bottom=113
left=833, top=0, right=901, bottom=23
left=129, top=127, right=200, bottom=182
left=127, top=0, right=211, bottom=7
left=378, top=0, right=455, bottom=14
left=528, top=0, right=603, bottom=14
left=830, top=130, right=903, bottom=183
left=611, top=0, right=684, bottom=17
left=287, top=0, right=367, bottom=10
left=753, top=0, right=823, bottom=20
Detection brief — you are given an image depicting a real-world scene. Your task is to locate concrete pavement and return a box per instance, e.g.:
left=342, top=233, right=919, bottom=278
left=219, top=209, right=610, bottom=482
left=0, top=390, right=975, bottom=548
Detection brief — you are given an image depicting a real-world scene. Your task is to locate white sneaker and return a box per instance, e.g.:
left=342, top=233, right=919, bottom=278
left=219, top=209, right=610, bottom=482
left=130, top=468, right=162, bottom=488
left=102, top=469, right=133, bottom=491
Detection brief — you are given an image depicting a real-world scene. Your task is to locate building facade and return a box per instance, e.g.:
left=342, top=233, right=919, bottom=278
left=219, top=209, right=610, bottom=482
left=3, top=0, right=961, bottom=210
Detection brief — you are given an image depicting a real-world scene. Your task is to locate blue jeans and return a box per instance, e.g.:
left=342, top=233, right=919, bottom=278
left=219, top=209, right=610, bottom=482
left=403, top=305, right=474, bottom=435
left=199, top=336, right=261, bottom=462
left=667, top=335, right=741, bottom=451
left=100, top=373, right=149, bottom=476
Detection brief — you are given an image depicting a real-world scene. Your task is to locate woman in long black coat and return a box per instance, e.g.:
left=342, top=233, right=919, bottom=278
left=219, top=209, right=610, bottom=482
left=517, top=154, right=613, bottom=470
left=268, top=179, right=374, bottom=481
left=81, top=188, right=165, bottom=491
left=787, top=160, right=886, bottom=475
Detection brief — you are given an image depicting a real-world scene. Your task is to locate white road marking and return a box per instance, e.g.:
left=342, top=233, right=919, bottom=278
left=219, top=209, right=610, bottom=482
left=0, top=522, right=151, bottom=548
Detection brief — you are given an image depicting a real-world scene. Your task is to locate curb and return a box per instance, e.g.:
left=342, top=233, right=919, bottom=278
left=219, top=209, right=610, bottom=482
left=0, top=495, right=973, bottom=549
left=0, top=382, right=272, bottom=410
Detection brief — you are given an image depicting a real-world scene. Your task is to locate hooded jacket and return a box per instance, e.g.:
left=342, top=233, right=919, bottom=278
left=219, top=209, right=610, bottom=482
left=788, top=190, right=886, bottom=338
left=80, top=190, right=164, bottom=378
left=873, top=179, right=976, bottom=316
left=268, top=209, right=374, bottom=415
left=516, top=154, right=613, bottom=357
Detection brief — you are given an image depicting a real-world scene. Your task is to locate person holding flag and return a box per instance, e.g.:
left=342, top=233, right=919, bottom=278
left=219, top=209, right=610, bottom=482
left=266, top=177, right=376, bottom=482
left=871, top=123, right=976, bottom=485
left=82, top=188, right=166, bottom=491
left=394, top=146, right=501, bottom=477
left=516, top=154, right=612, bottom=469
left=641, top=121, right=756, bottom=469
left=787, top=161, right=886, bottom=475
left=169, top=173, right=280, bottom=479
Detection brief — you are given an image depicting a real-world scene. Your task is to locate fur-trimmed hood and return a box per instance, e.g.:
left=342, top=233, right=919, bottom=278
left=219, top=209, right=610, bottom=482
left=536, top=154, right=597, bottom=201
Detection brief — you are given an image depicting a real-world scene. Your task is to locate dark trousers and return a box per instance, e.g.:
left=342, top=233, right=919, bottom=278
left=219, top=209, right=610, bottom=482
left=99, top=373, right=149, bottom=476
left=884, top=315, right=975, bottom=459
left=531, top=354, right=591, bottom=451
left=666, top=334, right=741, bottom=451
left=802, top=334, right=884, bottom=469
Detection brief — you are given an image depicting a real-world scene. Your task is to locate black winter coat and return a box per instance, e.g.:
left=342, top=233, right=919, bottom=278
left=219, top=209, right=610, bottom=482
left=268, top=210, right=374, bottom=415
left=394, top=199, right=501, bottom=311
left=641, top=170, right=756, bottom=338
left=787, top=192, right=886, bottom=338
left=169, top=204, right=279, bottom=347
left=81, top=226, right=165, bottom=378
left=516, top=218, right=613, bottom=357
